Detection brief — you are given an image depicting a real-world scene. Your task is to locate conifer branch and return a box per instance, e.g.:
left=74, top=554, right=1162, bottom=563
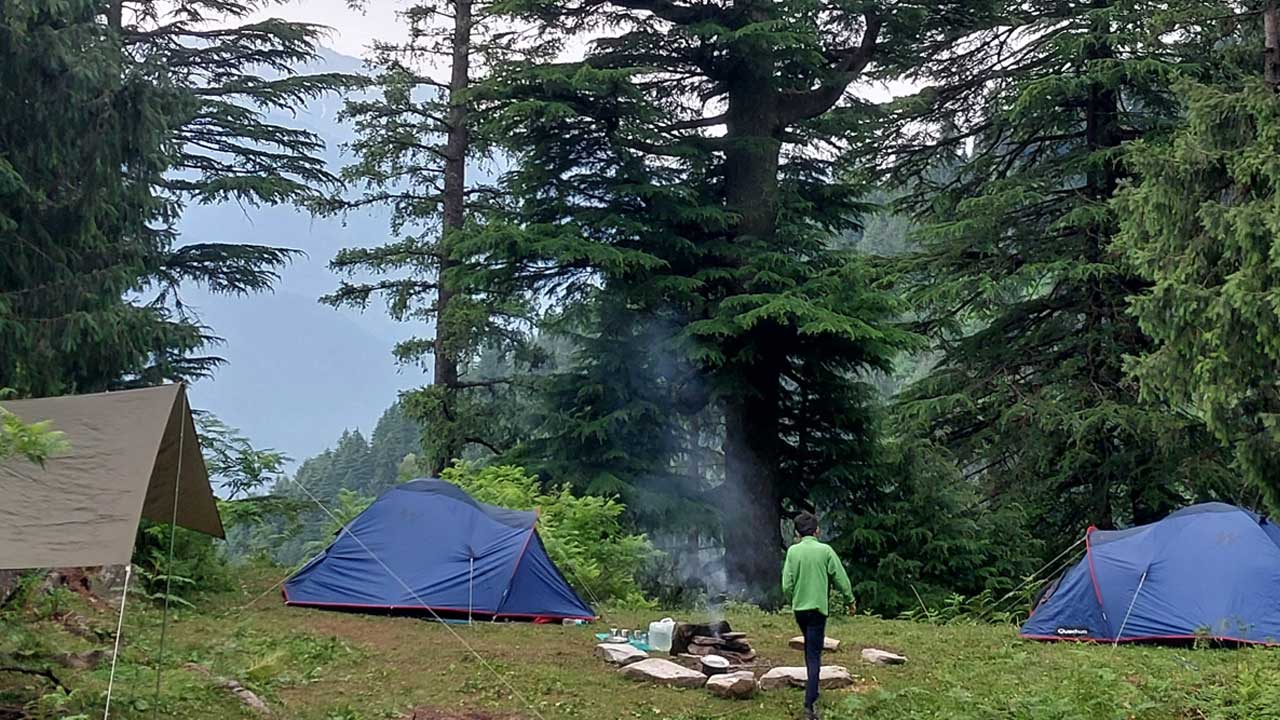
left=780, top=12, right=881, bottom=123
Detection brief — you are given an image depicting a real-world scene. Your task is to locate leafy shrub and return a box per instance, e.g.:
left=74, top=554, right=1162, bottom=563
left=132, top=521, right=233, bottom=605
left=441, top=463, right=655, bottom=605
left=826, top=436, right=1041, bottom=617
left=0, top=389, right=68, bottom=465
left=895, top=588, right=1029, bottom=626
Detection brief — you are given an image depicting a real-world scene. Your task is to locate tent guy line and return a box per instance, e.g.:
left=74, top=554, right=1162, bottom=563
left=283, top=473, right=552, bottom=720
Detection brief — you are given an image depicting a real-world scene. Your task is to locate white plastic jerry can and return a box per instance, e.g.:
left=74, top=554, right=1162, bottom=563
left=648, top=617, right=676, bottom=653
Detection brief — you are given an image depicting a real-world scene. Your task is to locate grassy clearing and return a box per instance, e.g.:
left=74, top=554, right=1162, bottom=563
left=6, top=567, right=1280, bottom=719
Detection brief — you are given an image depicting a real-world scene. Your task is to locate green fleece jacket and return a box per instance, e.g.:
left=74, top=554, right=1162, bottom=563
left=782, top=536, right=854, bottom=616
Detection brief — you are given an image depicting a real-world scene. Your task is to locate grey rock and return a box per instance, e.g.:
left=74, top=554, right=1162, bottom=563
left=860, top=648, right=907, bottom=666
left=758, top=666, right=854, bottom=691
left=595, top=642, right=648, bottom=666
left=706, top=671, right=756, bottom=699
left=620, top=658, right=709, bottom=688
left=788, top=636, right=841, bottom=652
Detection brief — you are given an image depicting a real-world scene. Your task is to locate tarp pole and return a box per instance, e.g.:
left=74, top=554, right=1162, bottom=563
left=102, top=565, right=133, bottom=720
left=469, top=557, right=475, bottom=626
left=152, top=386, right=187, bottom=719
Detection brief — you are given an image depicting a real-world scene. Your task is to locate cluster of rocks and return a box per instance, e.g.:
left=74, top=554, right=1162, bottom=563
left=596, top=636, right=906, bottom=700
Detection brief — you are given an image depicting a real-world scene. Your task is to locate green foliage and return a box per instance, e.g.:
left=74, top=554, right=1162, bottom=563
left=0, top=0, right=343, bottom=397
left=196, top=412, right=291, bottom=499
left=894, top=589, right=1028, bottom=627
left=879, top=0, right=1238, bottom=548
left=265, top=403, right=422, bottom=566
left=0, top=392, right=66, bottom=466
left=321, top=0, right=545, bottom=473
left=1117, top=80, right=1280, bottom=513
left=826, top=436, right=1040, bottom=617
left=302, top=489, right=375, bottom=558
left=441, top=463, right=655, bottom=604
left=133, top=522, right=233, bottom=605
left=473, top=0, right=944, bottom=597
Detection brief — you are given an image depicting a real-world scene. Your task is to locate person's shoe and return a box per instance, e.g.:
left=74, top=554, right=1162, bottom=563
left=804, top=708, right=820, bottom=720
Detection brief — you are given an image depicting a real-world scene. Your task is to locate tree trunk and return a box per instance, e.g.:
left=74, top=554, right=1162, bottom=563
left=1080, top=10, right=1127, bottom=532
left=722, top=393, right=784, bottom=604
left=714, top=0, right=789, bottom=603
left=107, top=1, right=123, bottom=31
left=1266, top=1, right=1280, bottom=89
left=430, top=0, right=473, bottom=474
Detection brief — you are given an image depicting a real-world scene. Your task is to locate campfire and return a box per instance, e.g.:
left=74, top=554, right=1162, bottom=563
left=671, top=621, right=757, bottom=667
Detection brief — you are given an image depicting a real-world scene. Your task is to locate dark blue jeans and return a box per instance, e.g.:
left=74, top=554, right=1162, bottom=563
left=794, top=609, right=827, bottom=710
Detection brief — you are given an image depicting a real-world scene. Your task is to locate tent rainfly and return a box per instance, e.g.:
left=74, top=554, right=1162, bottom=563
left=284, top=479, right=596, bottom=621
left=0, top=384, right=223, bottom=569
left=1021, top=502, right=1280, bottom=645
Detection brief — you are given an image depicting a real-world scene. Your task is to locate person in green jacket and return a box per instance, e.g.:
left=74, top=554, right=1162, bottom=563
left=782, top=511, right=854, bottom=720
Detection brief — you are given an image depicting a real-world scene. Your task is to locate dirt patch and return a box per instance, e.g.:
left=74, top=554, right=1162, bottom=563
left=403, top=708, right=525, bottom=720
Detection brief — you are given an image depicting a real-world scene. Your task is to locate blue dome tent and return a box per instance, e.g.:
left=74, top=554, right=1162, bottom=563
left=1021, top=503, right=1280, bottom=645
left=284, top=479, right=595, bottom=622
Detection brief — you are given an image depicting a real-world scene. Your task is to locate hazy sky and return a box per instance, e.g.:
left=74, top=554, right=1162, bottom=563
left=265, top=0, right=910, bottom=102
left=269, top=0, right=408, bottom=58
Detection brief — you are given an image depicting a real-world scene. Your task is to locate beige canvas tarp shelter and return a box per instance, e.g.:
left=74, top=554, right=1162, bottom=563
left=0, top=384, right=223, bottom=569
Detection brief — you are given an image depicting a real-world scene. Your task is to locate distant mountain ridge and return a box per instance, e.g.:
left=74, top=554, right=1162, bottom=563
left=184, top=48, right=429, bottom=469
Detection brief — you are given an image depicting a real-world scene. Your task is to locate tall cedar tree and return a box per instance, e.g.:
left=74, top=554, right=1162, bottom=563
left=1117, top=3, right=1280, bottom=511
left=1, top=0, right=344, bottom=397
left=503, top=297, right=714, bottom=531
left=476, top=0, right=973, bottom=598
left=324, top=0, right=539, bottom=472
left=881, top=0, right=1238, bottom=543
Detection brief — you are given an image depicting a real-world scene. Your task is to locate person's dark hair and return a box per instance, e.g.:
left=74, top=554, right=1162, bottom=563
left=794, top=512, right=819, bottom=537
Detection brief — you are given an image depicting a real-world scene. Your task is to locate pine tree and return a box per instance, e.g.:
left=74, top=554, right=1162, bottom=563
left=1117, top=3, right=1280, bottom=511
left=1, top=0, right=346, bottom=397
left=880, top=0, right=1237, bottom=541
left=475, top=0, right=962, bottom=598
left=506, top=297, right=711, bottom=529
left=322, top=0, right=538, bottom=472
left=368, top=401, right=424, bottom=493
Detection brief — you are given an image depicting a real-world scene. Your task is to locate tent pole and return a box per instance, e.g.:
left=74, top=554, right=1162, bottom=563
left=102, top=565, right=133, bottom=720
left=152, top=385, right=187, bottom=719
left=1112, top=569, right=1149, bottom=647
left=469, top=557, right=475, bottom=626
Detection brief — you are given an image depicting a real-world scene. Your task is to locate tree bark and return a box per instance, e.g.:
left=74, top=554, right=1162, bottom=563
left=722, top=379, right=785, bottom=604
left=1266, top=0, right=1279, bottom=89
left=107, top=0, right=123, bottom=31
left=430, top=0, right=472, bottom=474
left=717, top=8, right=788, bottom=599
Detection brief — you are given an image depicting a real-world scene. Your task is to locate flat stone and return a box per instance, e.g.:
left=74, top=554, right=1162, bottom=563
left=595, top=642, right=648, bottom=666
left=789, top=636, right=841, bottom=652
left=861, top=648, right=907, bottom=666
left=706, top=671, right=756, bottom=699
left=620, top=658, right=709, bottom=688
left=54, top=650, right=104, bottom=670
left=758, top=666, right=854, bottom=691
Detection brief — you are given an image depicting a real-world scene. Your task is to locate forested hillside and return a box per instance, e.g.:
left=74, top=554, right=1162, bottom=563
left=224, top=402, right=422, bottom=565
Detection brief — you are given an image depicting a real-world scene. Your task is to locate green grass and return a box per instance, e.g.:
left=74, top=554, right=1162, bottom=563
left=7, top=567, right=1280, bottom=719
